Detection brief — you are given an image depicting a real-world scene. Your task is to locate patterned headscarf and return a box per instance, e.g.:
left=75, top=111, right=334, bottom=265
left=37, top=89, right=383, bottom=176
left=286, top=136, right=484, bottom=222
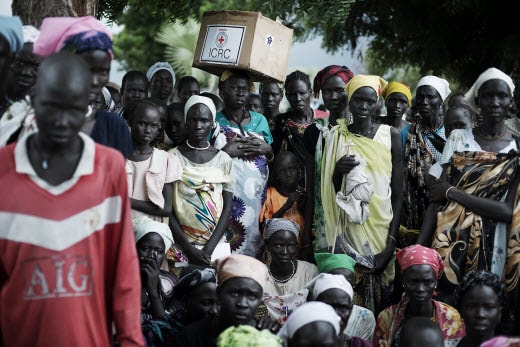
left=344, top=75, right=388, bottom=100
left=172, top=268, right=217, bottom=300
left=313, top=65, right=355, bottom=98
left=381, top=81, right=413, bottom=107
left=416, top=75, right=451, bottom=102
left=0, top=16, right=23, bottom=53
left=212, top=254, right=269, bottom=291
left=34, top=16, right=113, bottom=58
left=465, top=67, right=515, bottom=113
left=396, top=245, right=445, bottom=277
left=217, top=325, right=283, bottom=347
left=263, top=218, right=300, bottom=240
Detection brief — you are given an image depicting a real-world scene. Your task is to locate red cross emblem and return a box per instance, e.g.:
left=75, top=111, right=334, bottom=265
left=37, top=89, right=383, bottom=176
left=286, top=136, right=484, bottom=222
left=218, top=35, right=225, bottom=44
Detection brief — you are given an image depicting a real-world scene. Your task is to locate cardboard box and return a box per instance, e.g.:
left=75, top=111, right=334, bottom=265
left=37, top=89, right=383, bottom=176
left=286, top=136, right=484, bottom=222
left=193, top=11, right=293, bottom=83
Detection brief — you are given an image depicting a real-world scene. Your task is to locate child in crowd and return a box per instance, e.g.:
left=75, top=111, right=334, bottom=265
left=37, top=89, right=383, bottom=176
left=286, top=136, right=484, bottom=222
left=417, top=104, right=476, bottom=246
left=126, top=99, right=182, bottom=222
left=246, top=93, right=264, bottom=114
left=165, top=102, right=187, bottom=149
left=134, top=216, right=179, bottom=347
left=260, top=151, right=306, bottom=246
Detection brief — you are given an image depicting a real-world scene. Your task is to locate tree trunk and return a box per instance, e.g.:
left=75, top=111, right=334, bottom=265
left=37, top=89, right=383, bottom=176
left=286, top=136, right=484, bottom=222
left=12, top=0, right=98, bottom=28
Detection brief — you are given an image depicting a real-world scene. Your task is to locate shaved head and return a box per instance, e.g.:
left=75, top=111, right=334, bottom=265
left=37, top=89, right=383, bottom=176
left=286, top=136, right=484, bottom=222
left=34, top=51, right=91, bottom=106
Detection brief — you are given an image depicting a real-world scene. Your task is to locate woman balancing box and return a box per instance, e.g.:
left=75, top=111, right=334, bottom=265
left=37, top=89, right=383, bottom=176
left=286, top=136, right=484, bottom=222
left=192, top=10, right=293, bottom=84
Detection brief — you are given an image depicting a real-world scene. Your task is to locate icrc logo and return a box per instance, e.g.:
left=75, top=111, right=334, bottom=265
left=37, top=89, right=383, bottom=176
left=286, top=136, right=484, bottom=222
left=215, top=31, right=228, bottom=48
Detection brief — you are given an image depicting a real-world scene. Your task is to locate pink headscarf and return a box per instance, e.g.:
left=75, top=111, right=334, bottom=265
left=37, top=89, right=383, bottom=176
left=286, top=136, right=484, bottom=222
left=396, top=245, right=445, bottom=277
left=33, top=16, right=112, bottom=58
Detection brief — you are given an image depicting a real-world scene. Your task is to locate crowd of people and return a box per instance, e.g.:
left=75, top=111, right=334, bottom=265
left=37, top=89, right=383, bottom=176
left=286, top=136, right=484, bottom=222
left=1, top=13, right=520, bottom=347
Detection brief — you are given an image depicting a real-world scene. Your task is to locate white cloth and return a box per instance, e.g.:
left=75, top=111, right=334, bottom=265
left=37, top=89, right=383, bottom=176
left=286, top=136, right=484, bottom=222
left=277, top=301, right=341, bottom=340
left=146, top=61, right=175, bottom=85
left=22, top=25, right=39, bottom=43
left=335, top=154, right=373, bottom=224
left=344, top=305, right=376, bottom=341
left=416, top=75, right=451, bottom=101
left=133, top=215, right=173, bottom=251
left=465, top=67, right=515, bottom=113
left=184, top=95, right=216, bottom=121
left=305, top=273, right=353, bottom=301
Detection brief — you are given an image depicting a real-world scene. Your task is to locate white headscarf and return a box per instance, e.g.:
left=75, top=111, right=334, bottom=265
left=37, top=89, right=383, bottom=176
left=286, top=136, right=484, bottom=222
left=464, top=67, right=515, bottom=112
left=133, top=216, right=173, bottom=251
left=263, top=218, right=300, bottom=241
left=416, top=75, right=451, bottom=101
left=184, top=95, right=217, bottom=122
left=305, top=273, right=354, bottom=301
left=22, top=25, right=40, bottom=43
left=277, top=301, right=341, bottom=340
left=146, top=61, right=176, bottom=85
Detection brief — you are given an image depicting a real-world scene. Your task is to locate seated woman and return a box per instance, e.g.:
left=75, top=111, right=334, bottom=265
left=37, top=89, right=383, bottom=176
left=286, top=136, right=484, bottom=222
left=428, top=68, right=520, bottom=333
left=171, top=268, right=218, bottom=329
left=373, top=245, right=465, bottom=347
left=169, top=95, right=234, bottom=266
left=277, top=301, right=343, bottom=347
left=455, top=270, right=505, bottom=347
left=306, top=273, right=371, bottom=347
left=262, top=218, right=318, bottom=324
left=133, top=216, right=178, bottom=347
left=314, top=253, right=376, bottom=342
left=217, top=325, right=282, bottom=347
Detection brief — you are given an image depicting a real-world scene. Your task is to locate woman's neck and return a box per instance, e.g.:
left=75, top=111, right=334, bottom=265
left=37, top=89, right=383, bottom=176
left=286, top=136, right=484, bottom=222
left=270, top=259, right=294, bottom=276
left=223, top=107, right=245, bottom=123
left=349, top=117, right=375, bottom=136
left=420, top=114, right=442, bottom=133
left=477, top=120, right=506, bottom=138
left=458, top=332, right=493, bottom=347
left=133, top=143, right=153, bottom=154
left=406, top=299, right=434, bottom=318
left=329, top=108, right=348, bottom=126
left=277, top=182, right=298, bottom=196
left=290, top=107, right=313, bottom=124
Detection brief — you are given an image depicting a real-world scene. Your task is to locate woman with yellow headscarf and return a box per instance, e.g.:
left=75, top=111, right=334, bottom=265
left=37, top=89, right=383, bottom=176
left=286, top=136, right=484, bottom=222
left=321, top=75, right=403, bottom=315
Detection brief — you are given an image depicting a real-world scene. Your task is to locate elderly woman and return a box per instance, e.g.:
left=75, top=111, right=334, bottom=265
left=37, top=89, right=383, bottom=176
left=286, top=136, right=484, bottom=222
left=428, top=68, right=520, bottom=332
left=262, top=218, right=318, bottom=324
left=373, top=245, right=465, bottom=347
left=133, top=216, right=178, bottom=347
left=455, top=270, right=505, bottom=347
left=306, top=273, right=371, bottom=347
left=400, top=75, right=451, bottom=232
left=169, top=95, right=234, bottom=266
left=321, top=75, right=403, bottom=314
left=33, top=16, right=133, bottom=157
left=211, top=69, right=273, bottom=257
left=302, top=65, right=354, bottom=254
left=278, top=301, right=343, bottom=347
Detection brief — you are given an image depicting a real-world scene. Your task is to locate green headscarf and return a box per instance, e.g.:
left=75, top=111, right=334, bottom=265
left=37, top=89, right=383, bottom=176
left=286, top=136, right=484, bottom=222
left=217, top=325, right=282, bottom=347
left=315, top=252, right=356, bottom=273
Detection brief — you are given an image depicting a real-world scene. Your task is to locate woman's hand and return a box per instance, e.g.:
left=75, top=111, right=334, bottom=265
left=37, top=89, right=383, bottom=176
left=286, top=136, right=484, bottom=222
left=358, top=244, right=395, bottom=275
left=221, top=136, right=249, bottom=158
left=334, top=155, right=360, bottom=176
left=256, top=316, right=280, bottom=333
left=186, top=246, right=211, bottom=266
left=241, top=133, right=272, bottom=157
left=140, top=257, right=161, bottom=296
left=429, top=179, right=452, bottom=203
